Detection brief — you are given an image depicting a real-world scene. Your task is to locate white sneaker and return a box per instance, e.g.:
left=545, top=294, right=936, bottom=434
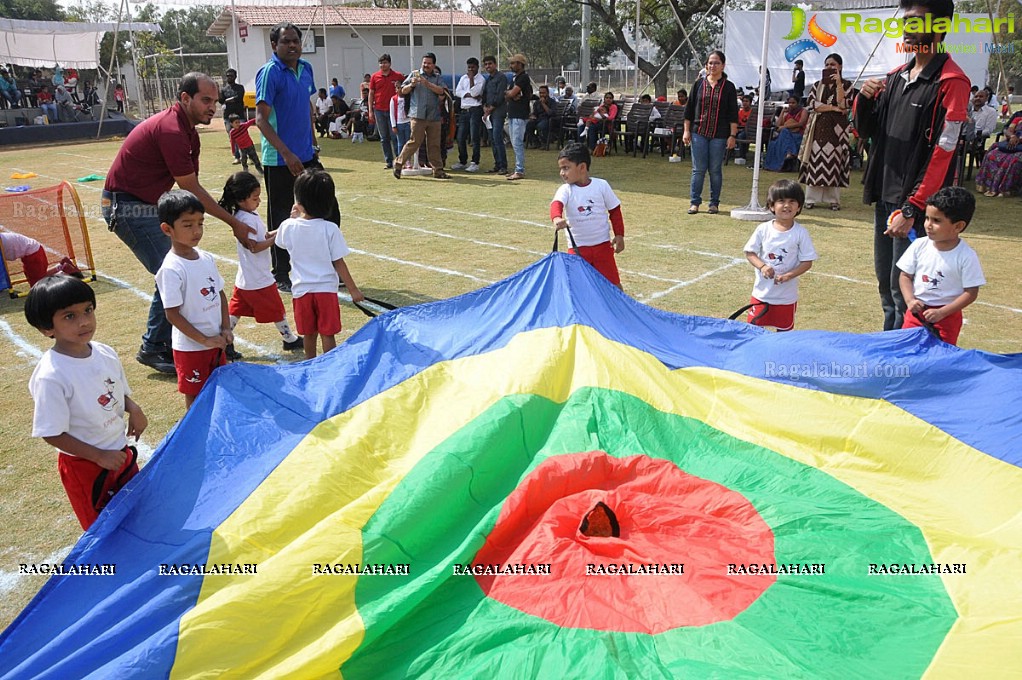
left=466, top=162, right=479, bottom=172
left=451, top=163, right=466, bottom=170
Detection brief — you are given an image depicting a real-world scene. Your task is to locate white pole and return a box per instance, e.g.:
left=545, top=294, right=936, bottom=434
left=125, top=3, right=144, bottom=116
left=450, top=6, right=455, bottom=80
left=323, top=2, right=329, bottom=89
left=408, top=0, right=414, bottom=73
left=230, top=0, right=239, bottom=73
left=731, top=0, right=773, bottom=221
left=634, top=0, right=640, bottom=97
left=581, top=2, right=590, bottom=90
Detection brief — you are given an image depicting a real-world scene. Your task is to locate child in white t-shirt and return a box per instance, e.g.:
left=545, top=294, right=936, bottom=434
left=26, top=274, right=147, bottom=530
left=155, top=190, right=231, bottom=410
left=275, top=169, right=364, bottom=360
left=743, top=179, right=818, bottom=331
left=897, top=186, right=985, bottom=345
left=218, top=172, right=303, bottom=358
left=550, top=142, right=625, bottom=288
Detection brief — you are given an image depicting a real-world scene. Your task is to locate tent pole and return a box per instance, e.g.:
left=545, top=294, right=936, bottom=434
left=633, top=0, right=640, bottom=97
left=323, top=1, right=329, bottom=93
left=730, top=0, right=773, bottom=220
left=125, top=3, right=143, bottom=117
left=408, top=0, right=414, bottom=73
left=96, top=0, right=126, bottom=138
left=230, top=0, right=239, bottom=73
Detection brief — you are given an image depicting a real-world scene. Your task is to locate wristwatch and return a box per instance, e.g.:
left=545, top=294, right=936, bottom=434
left=899, top=203, right=919, bottom=221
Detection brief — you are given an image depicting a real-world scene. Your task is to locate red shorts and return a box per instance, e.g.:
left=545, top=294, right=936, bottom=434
left=228, top=284, right=286, bottom=323
left=23, top=245, right=49, bottom=286
left=569, top=241, right=621, bottom=288
left=58, top=447, right=139, bottom=530
left=903, top=308, right=963, bottom=345
left=293, top=292, right=341, bottom=336
left=173, top=348, right=226, bottom=396
left=748, top=297, right=797, bottom=331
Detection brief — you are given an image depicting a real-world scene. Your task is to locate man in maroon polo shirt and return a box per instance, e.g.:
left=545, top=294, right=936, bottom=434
left=367, top=54, right=405, bottom=169
left=102, top=72, right=254, bottom=374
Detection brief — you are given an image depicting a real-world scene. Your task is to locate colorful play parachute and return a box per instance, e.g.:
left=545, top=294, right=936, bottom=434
left=2, top=253, right=1021, bottom=678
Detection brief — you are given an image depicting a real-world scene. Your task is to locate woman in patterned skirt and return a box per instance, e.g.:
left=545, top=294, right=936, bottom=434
left=975, top=110, right=1022, bottom=197
left=799, top=53, right=854, bottom=211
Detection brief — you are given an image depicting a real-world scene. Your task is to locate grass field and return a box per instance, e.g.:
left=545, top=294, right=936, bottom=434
left=1, top=123, right=1020, bottom=630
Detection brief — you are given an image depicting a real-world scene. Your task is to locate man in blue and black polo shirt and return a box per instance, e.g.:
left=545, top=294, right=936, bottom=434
left=255, top=22, right=340, bottom=293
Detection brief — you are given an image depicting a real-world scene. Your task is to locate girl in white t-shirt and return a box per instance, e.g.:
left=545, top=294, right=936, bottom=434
left=218, top=173, right=302, bottom=357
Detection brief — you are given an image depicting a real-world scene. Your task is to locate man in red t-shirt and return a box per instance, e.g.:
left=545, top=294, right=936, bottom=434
left=102, top=72, right=255, bottom=374
left=367, top=54, right=405, bottom=169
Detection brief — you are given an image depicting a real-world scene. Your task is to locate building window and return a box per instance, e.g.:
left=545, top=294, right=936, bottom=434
left=433, top=35, right=471, bottom=47
left=315, top=35, right=325, bottom=48
left=382, top=35, right=423, bottom=47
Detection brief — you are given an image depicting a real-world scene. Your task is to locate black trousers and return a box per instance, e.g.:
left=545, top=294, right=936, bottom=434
left=264, top=157, right=341, bottom=283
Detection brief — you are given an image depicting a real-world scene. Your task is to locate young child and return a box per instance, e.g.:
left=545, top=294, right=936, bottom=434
left=154, top=190, right=231, bottom=409
left=218, top=172, right=303, bottom=356
left=26, top=274, right=147, bottom=530
left=113, top=83, right=125, bottom=113
left=550, top=142, right=625, bottom=288
left=275, top=169, right=364, bottom=359
left=1, top=228, right=82, bottom=286
left=897, top=186, right=985, bottom=345
left=742, top=179, right=818, bottom=331
left=227, top=114, right=263, bottom=175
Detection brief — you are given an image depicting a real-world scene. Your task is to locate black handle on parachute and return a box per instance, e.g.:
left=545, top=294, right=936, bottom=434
left=552, top=225, right=579, bottom=253
left=353, top=296, right=398, bottom=319
left=729, top=303, right=771, bottom=324
left=910, top=310, right=943, bottom=339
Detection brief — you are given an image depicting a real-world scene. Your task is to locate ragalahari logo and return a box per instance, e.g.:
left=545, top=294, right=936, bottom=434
left=783, top=6, right=838, bottom=62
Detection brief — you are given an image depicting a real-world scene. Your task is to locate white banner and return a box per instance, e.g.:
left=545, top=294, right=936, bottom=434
left=723, top=9, right=993, bottom=96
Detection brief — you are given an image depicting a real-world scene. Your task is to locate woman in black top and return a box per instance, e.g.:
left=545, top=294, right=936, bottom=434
left=683, top=51, right=739, bottom=214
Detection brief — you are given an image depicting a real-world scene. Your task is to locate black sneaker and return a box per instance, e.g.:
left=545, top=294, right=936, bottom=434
left=283, top=337, right=304, bottom=351
left=225, top=344, right=243, bottom=361
left=276, top=280, right=292, bottom=293
left=137, top=347, right=176, bottom=374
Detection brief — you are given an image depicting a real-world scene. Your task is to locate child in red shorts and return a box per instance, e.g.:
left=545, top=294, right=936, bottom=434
left=742, top=179, right=818, bottom=331
left=275, top=169, right=364, bottom=359
left=550, top=142, right=625, bottom=288
left=218, top=172, right=303, bottom=359
left=26, top=274, right=147, bottom=530
left=2, top=229, right=51, bottom=285
left=897, top=186, right=985, bottom=345
left=155, top=190, right=231, bottom=410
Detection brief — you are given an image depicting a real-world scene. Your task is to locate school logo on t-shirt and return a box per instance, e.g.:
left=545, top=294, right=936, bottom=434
left=921, top=270, right=945, bottom=290
left=576, top=200, right=596, bottom=218
left=199, top=276, right=218, bottom=302
left=96, top=377, right=119, bottom=411
left=768, top=248, right=789, bottom=265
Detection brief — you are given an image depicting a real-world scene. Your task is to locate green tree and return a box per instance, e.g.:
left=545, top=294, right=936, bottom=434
left=0, top=0, right=64, bottom=21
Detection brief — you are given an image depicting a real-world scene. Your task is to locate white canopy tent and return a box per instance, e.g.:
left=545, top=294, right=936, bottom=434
left=0, top=18, right=160, bottom=69
left=724, top=9, right=992, bottom=93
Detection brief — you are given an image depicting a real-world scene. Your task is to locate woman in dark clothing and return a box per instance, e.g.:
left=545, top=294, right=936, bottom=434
left=683, top=51, right=739, bottom=214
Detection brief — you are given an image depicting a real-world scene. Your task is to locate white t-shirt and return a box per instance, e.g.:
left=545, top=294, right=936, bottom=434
left=0, top=230, right=42, bottom=260
left=896, top=237, right=985, bottom=306
left=156, top=249, right=226, bottom=352
left=234, top=210, right=274, bottom=291
left=315, top=96, right=333, bottom=116
left=743, top=220, right=818, bottom=304
left=275, top=217, right=350, bottom=298
left=29, top=342, right=131, bottom=453
left=551, top=178, right=621, bottom=247
left=390, top=93, right=409, bottom=126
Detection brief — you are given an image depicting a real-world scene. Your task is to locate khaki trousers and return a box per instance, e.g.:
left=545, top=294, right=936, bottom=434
left=396, top=118, right=443, bottom=174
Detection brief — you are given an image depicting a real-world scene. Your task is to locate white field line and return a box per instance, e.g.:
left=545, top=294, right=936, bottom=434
left=372, top=196, right=550, bottom=228
left=349, top=248, right=493, bottom=283
left=0, top=319, right=43, bottom=362
left=642, top=258, right=746, bottom=301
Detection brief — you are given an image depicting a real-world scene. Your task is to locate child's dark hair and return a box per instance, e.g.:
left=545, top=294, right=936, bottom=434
left=927, top=186, right=975, bottom=228
left=24, top=274, right=96, bottom=331
left=766, top=179, right=805, bottom=213
left=228, top=113, right=241, bottom=123
left=218, top=172, right=261, bottom=215
left=158, top=189, right=204, bottom=226
left=558, top=142, right=590, bottom=170
left=294, top=169, right=335, bottom=220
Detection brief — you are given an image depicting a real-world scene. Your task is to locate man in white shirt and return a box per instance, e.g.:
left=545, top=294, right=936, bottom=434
left=314, top=88, right=334, bottom=137
left=454, top=57, right=486, bottom=172
left=966, top=90, right=997, bottom=140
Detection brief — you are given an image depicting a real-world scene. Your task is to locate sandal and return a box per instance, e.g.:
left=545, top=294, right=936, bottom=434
left=707, top=205, right=719, bottom=214
left=805, top=202, right=815, bottom=209
left=433, top=171, right=451, bottom=179
left=687, top=205, right=699, bottom=214
left=830, top=203, right=840, bottom=211
left=984, top=191, right=997, bottom=197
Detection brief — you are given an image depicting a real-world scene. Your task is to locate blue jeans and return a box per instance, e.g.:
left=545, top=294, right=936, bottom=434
left=508, top=117, right=527, bottom=174
left=102, top=192, right=171, bottom=353
left=873, top=200, right=914, bottom=331
left=689, top=133, right=727, bottom=206
left=457, top=106, right=483, bottom=164
left=394, top=121, right=411, bottom=159
left=40, top=102, right=57, bottom=123
left=489, top=108, right=508, bottom=171
left=374, top=108, right=397, bottom=164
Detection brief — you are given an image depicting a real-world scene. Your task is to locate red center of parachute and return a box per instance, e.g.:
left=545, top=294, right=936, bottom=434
left=473, top=451, right=775, bottom=633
